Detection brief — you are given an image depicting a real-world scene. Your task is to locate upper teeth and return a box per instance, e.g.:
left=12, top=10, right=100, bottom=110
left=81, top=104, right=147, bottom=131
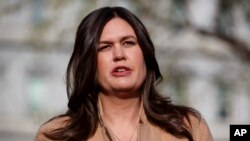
left=117, top=68, right=125, bottom=72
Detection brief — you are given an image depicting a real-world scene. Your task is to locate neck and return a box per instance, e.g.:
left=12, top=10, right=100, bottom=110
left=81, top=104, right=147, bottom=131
left=99, top=92, right=141, bottom=125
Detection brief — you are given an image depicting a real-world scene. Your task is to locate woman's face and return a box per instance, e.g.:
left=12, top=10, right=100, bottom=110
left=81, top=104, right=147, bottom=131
left=97, top=17, right=146, bottom=96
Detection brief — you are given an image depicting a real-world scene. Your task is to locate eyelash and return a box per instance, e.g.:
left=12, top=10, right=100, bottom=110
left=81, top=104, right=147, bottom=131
left=123, top=41, right=135, bottom=46
left=98, top=45, right=111, bottom=51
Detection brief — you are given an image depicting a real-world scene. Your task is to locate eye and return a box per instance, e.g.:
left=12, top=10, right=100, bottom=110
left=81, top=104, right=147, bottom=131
left=98, top=44, right=111, bottom=51
left=123, top=40, right=136, bottom=47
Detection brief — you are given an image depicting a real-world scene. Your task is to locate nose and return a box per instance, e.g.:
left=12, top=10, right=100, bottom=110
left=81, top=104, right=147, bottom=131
left=113, top=45, right=126, bottom=62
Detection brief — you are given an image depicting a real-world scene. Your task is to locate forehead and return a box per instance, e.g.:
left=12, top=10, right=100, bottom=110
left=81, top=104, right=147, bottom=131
left=100, top=17, right=136, bottom=40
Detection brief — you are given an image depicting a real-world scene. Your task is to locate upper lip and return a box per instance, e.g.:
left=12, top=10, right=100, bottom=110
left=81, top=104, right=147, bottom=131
left=112, top=65, right=132, bottom=72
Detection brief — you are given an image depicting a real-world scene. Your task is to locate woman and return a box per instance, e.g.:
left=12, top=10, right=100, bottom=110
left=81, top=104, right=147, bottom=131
left=36, top=6, right=213, bottom=141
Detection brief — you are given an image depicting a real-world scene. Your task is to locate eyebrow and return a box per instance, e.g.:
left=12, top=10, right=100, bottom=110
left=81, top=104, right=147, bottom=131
left=99, top=35, right=137, bottom=44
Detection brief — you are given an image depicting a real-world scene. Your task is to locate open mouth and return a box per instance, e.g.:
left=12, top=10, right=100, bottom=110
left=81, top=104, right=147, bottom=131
left=116, top=68, right=126, bottom=72
left=112, top=66, right=132, bottom=76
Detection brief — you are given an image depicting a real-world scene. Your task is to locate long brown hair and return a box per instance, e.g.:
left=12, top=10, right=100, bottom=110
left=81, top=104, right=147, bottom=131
left=45, top=6, right=200, bottom=141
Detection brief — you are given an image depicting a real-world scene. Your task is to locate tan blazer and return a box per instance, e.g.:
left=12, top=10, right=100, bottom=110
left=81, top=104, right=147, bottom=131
left=36, top=100, right=213, bottom=141
left=88, top=107, right=213, bottom=141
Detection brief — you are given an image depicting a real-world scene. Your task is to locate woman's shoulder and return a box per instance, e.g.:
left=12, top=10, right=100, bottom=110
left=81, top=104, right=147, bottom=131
left=187, top=114, right=214, bottom=141
left=35, top=116, right=70, bottom=141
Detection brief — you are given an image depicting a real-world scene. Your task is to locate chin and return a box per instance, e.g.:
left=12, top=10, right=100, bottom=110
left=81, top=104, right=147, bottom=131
left=114, top=91, right=140, bottom=99
left=113, top=86, right=140, bottom=94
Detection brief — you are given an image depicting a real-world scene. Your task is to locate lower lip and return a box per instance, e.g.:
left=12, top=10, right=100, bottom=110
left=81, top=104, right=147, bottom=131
left=111, top=70, right=132, bottom=77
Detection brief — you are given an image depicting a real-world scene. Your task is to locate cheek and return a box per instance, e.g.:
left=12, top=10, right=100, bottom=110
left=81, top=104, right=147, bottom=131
left=97, top=55, right=110, bottom=83
left=97, top=51, right=113, bottom=66
left=97, top=54, right=108, bottom=72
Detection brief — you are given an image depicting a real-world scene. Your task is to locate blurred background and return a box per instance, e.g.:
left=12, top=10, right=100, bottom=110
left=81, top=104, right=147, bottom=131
left=0, top=0, right=250, bottom=141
